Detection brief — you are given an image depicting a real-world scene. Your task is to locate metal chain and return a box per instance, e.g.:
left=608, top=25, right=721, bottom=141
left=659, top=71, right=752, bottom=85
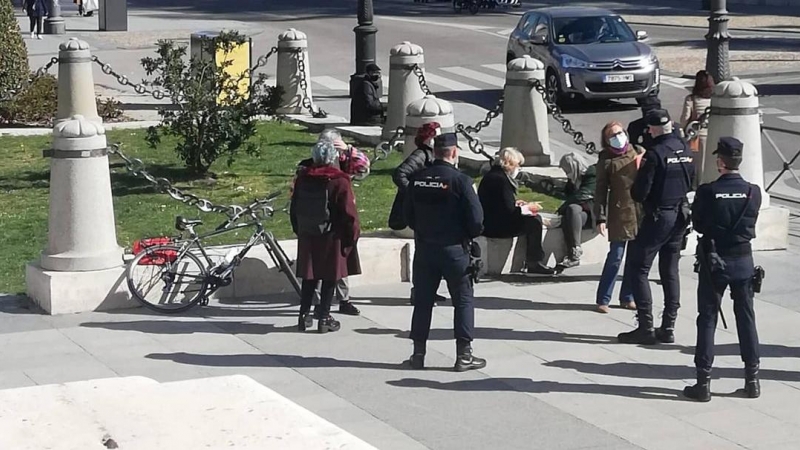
left=250, top=46, right=278, bottom=74
left=108, top=143, right=245, bottom=219
left=0, top=57, right=59, bottom=103
left=530, top=79, right=597, bottom=155
left=373, top=127, right=405, bottom=163
left=464, top=95, right=504, bottom=134
left=296, top=50, right=328, bottom=118
left=412, top=64, right=432, bottom=95
left=684, top=106, right=712, bottom=141
left=92, top=55, right=174, bottom=101
left=454, top=124, right=496, bottom=161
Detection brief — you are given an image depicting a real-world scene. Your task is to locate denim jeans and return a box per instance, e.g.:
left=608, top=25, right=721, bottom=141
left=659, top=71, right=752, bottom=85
left=596, top=241, right=634, bottom=305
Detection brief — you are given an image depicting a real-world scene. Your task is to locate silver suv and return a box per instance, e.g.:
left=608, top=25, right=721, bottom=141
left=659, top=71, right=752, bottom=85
left=507, top=7, right=660, bottom=104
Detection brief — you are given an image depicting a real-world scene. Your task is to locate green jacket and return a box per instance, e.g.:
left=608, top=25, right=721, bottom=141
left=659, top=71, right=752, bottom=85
left=558, top=164, right=597, bottom=227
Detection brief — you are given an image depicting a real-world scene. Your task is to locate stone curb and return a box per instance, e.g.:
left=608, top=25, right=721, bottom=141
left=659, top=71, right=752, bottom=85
left=0, top=121, right=161, bottom=137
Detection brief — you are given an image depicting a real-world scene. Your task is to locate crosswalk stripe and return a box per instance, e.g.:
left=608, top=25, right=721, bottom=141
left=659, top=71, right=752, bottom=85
left=760, top=108, right=789, bottom=115
left=779, top=116, right=800, bottom=123
left=313, top=76, right=349, bottom=91
left=441, top=66, right=505, bottom=87
left=423, top=72, right=480, bottom=91
left=497, top=28, right=514, bottom=36
left=482, top=63, right=507, bottom=73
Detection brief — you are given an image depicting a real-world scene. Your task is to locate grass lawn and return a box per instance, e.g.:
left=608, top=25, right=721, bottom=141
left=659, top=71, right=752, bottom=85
left=0, top=120, right=560, bottom=294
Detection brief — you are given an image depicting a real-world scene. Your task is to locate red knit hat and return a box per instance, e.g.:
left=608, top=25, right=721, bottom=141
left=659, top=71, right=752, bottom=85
left=415, top=122, right=442, bottom=148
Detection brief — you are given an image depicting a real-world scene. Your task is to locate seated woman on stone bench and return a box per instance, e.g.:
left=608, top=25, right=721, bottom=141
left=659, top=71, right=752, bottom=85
left=478, top=148, right=555, bottom=275
left=556, top=153, right=597, bottom=270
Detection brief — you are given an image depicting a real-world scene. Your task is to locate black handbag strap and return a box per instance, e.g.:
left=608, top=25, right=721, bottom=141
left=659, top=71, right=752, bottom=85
left=728, top=186, right=753, bottom=233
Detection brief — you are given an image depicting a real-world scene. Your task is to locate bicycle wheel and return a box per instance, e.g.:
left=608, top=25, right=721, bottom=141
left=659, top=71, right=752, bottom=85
left=469, top=1, right=480, bottom=14
left=263, top=237, right=302, bottom=298
left=126, top=244, right=209, bottom=313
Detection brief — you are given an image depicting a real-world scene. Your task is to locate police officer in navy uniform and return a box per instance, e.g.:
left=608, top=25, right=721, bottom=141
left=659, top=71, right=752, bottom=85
left=618, top=109, right=695, bottom=345
left=684, top=137, right=762, bottom=402
left=403, top=132, right=487, bottom=372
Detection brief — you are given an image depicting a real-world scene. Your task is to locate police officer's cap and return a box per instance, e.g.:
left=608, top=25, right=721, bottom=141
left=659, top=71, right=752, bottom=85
left=645, top=109, right=671, bottom=127
left=434, top=132, right=459, bottom=149
left=713, top=136, right=744, bottom=159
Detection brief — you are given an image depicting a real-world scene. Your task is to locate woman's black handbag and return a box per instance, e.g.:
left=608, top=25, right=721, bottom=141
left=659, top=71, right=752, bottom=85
left=388, top=190, right=407, bottom=230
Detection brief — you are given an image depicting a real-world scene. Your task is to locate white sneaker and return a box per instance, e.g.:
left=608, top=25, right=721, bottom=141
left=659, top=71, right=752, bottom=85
left=30, top=32, right=36, bottom=39
left=36, top=34, right=43, bottom=40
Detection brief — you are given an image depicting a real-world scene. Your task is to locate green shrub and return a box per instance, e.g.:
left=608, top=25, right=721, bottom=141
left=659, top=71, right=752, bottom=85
left=0, top=0, right=29, bottom=99
left=0, top=73, right=126, bottom=126
left=141, top=31, right=282, bottom=176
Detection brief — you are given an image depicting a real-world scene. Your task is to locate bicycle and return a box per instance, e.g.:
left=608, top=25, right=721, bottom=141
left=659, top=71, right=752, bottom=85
left=126, top=192, right=302, bottom=313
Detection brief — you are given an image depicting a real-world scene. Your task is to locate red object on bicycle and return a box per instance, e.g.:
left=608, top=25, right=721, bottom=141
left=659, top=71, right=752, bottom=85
left=132, top=237, right=176, bottom=265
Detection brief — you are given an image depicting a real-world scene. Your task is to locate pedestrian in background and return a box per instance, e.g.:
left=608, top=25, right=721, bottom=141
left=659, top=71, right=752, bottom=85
left=403, top=132, right=485, bottom=372
left=618, top=109, right=694, bottom=345
left=291, top=140, right=362, bottom=333
left=478, top=147, right=554, bottom=275
left=685, top=137, right=762, bottom=402
left=22, top=0, right=47, bottom=39
left=555, top=153, right=596, bottom=270
left=594, top=121, right=642, bottom=313
left=389, top=122, right=448, bottom=305
left=628, top=96, right=682, bottom=150
left=681, top=70, right=715, bottom=187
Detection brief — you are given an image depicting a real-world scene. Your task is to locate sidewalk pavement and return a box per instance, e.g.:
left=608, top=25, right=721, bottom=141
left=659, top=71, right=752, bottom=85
left=2, top=243, right=799, bottom=449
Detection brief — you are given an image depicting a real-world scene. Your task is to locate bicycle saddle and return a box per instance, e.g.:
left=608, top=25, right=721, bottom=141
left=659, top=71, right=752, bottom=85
left=175, top=216, right=203, bottom=231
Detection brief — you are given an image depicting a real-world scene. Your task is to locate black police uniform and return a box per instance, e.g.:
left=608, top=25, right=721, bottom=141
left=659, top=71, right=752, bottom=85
left=403, top=133, right=486, bottom=372
left=619, top=109, right=695, bottom=345
left=684, top=137, right=762, bottom=402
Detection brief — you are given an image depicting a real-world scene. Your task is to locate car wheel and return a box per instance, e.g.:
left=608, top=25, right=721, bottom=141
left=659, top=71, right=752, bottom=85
left=506, top=52, right=516, bottom=64
left=453, top=1, right=461, bottom=13
left=545, top=70, right=562, bottom=107
left=468, top=1, right=480, bottom=14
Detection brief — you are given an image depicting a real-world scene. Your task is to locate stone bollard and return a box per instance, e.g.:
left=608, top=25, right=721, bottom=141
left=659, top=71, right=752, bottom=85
left=500, top=55, right=550, bottom=166
left=276, top=28, right=313, bottom=115
left=26, top=38, right=129, bottom=314
left=403, top=95, right=454, bottom=156
left=704, top=77, right=769, bottom=209
left=383, top=41, right=426, bottom=139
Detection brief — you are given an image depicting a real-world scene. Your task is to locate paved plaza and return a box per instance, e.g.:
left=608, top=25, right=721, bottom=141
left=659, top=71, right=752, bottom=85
left=2, top=245, right=800, bottom=449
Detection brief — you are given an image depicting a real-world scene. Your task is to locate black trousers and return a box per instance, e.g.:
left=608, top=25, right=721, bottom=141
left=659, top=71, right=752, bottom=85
left=29, top=16, right=43, bottom=34
left=624, top=209, right=686, bottom=325
left=695, top=254, right=760, bottom=374
left=300, top=279, right=334, bottom=317
left=519, top=215, right=545, bottom=265
left=410, top=243, right=474, bottom=344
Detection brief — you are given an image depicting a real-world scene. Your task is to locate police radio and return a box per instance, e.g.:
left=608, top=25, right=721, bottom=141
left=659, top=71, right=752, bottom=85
left=467, top=240, right=483, bottom=284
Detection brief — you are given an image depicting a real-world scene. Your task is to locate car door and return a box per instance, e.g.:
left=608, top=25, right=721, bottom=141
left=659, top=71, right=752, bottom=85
left=528, top=15, right=551, bottom=64
left=511, top=13, right=538, bottom=58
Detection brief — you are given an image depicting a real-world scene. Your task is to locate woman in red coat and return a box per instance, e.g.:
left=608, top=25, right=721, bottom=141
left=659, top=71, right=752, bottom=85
left=291, top=140, right=362, bottom=333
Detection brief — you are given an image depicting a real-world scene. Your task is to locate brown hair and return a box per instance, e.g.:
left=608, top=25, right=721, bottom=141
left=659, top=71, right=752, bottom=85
left=692, top=70, right=715, bottom=99
left=600, top=121, right=629, bottom=151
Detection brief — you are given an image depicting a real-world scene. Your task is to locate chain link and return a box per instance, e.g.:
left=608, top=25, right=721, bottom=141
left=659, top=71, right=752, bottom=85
left=108, top=143, right=246, bottom=219
left=0, top=57, right=59, bottom=103
left=250, top=46, right=278, bottom=74
left=295, top=50, right=328, bottom=118
left=412, top=64, right=432, bottom=95
left=464, top=95, right=504, bottom=134
left=684, top=106, right=711, bottom=141
left=454, top=124, right=496, bottom=161
left=530, top=79, right=597, bottom=155
left=92, top=55, right=175, bottom=102
left=373, top=127, right=405, bottom=163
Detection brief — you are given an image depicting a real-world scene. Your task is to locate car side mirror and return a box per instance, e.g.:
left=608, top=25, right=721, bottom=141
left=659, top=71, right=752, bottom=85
left=636, top=30, right=648, bottom=41
left=531, top=35, right=548, bottom=45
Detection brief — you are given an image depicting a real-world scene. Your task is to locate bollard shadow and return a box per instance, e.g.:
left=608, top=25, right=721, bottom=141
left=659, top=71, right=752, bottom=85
left=494, top=273, right=604, bottom=285
left=354, top=326, right=617, bottom=344
left=0, top=170, right=51, bottom=192
left=436, top=89, right=503, bottom=111
left=651, top=37, right=800, bottom=53
left=557, top=100, right=639, bottom=115
left=146, top=351, right=414, bottom=371
left=754, top=83, right=800, bottom=96
left=386, top=377, right=685, bottom=401
left=351, top=296, right=598, bottom=312
left=544, top=360, right=800, bottom=382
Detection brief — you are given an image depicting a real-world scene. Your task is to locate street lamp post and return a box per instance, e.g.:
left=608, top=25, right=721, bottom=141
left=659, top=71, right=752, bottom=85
left=44, top=0, right=66, bottom=34
left=705, top=0, right=730, bottom=83
left=350, top=0, right=378, bottom=97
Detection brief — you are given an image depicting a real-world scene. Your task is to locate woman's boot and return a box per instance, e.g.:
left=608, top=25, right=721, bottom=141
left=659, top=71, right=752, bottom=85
left=318, top=316, right=341, bottom=334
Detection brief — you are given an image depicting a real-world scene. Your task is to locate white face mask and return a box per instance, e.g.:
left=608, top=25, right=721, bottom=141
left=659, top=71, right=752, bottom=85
left=609, top=132, right=628, bottom=150
left=511, top=167, right=520, bottom=179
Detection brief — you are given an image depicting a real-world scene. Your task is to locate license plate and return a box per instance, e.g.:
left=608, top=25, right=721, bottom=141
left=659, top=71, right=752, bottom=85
left=603, top=74, right=634, bottom=83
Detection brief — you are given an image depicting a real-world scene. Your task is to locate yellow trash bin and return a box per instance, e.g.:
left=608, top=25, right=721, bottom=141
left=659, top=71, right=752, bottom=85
left=190, top=31, right=252, bottom=103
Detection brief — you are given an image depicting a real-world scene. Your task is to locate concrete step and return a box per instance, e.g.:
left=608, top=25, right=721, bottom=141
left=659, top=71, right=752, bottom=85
left=0, top=375, right=377, bottom=450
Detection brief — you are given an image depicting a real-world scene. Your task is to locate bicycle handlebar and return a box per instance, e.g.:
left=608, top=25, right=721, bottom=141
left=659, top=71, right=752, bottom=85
left=215, top=192, right=283, bottom=231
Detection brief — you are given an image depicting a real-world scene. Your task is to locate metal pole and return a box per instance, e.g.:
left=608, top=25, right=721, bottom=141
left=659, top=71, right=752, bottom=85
left=44, top=0, right=66, bottom=34
left=705, top=0, right=730, bottom=83
left=350, top=0, right=378, bottom=98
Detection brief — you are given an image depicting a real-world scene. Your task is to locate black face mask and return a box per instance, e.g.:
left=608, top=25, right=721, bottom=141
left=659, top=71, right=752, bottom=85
left=368, top=73, right=380, bottom=81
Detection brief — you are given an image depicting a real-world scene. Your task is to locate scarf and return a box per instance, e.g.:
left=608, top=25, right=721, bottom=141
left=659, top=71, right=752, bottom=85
left=559, top=153, right=588, bottom=189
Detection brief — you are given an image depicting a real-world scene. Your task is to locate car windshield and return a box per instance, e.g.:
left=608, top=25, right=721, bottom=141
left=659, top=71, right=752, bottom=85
left=552, top=15, right=636, bottom=45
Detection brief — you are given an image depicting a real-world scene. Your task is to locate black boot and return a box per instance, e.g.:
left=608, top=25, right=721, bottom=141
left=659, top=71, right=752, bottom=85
left=618, top=311, right=657, bottom=345
left=338, top=301, right=361, bottom=316
left=454, top=340, right=487, bottom=372
left=407, top=341, right=426, bottom=370
left=298, top=313, right=313, bottom=331
left=683, top=373, right=712, bottom=402
left=655, top=314, right=676, bottom=344
left=744, top=365, right=761, bottom=399
left=317, top=316, right=341, bottom=334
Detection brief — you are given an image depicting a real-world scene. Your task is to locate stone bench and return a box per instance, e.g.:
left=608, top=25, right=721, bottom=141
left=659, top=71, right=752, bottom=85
left=476, top=226, right=607, bottom=277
